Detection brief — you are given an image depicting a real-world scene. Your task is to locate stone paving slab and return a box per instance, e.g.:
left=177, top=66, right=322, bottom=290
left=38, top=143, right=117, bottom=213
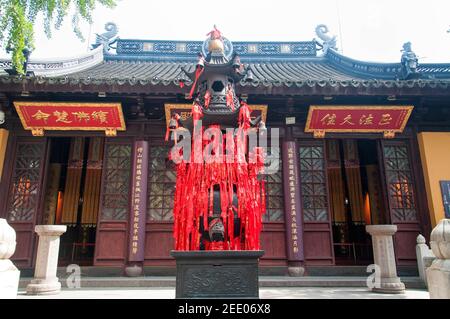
left=15, top=287, right=429, bottom=299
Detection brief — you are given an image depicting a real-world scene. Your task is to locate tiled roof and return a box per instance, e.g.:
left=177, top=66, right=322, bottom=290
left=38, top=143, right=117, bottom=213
left=1, top=38, right=450, bottom=93
left=64, top=58, right=364, bottom=83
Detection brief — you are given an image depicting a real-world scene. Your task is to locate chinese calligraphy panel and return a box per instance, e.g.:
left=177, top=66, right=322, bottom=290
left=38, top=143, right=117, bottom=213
left=13, top=102, right=126, bottom=136
left=305, top=105, right=413, bottom=138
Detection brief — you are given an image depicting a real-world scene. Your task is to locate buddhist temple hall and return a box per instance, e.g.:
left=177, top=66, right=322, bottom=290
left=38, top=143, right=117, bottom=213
left=1, top=23, right=450, bottom=276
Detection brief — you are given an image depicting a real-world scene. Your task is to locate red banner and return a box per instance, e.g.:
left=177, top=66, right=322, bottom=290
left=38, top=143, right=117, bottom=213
left=305, top=105, right=413, bottom=138
left=14, top=102, right=126, bottom=136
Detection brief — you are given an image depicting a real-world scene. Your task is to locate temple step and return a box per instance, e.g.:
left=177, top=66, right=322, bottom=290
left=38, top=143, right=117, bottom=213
left=17, top=264, right=419, bottom=278
left=18, top=276, right=425, bottom=289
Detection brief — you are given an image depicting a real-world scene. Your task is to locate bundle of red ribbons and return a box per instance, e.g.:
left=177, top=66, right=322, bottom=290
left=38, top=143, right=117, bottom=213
left=171, top=102, right=266, bottom=251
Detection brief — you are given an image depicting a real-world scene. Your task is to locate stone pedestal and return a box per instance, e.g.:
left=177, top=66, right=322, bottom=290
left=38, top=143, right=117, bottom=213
left=125, top=264, right=143, bottom=277
left=416, top=234, right=435, bottom=287
left=171, top=250, right=264, bottom=298
left=366, top=225, right=405, bottom=294
left=426, top=219, right=450, bottom=299
left=0, top=218, right=20, bottom=299
left=26, top=225, right=67, bottom=295
left=288, top=266, right=305, bottom=277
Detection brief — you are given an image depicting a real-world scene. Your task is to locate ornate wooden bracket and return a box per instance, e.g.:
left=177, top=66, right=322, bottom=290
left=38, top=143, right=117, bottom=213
left=31, top=128, right=44, bottom=136
left=105, top=128, right=117, bottom=137
left=383, top=130, right=396, bottom=139
left=313, top=130, right=326, bottom=138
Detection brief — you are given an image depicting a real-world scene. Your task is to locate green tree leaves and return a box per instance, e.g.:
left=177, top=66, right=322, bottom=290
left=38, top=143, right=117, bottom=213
left=0, top=0, right=116, bottom=74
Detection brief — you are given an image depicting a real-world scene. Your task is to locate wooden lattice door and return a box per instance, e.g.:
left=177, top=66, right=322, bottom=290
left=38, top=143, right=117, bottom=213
left=144, top=145, right=175, bottom=265
left=94, top=138, right=132, bottom=266
left=298, top=140, right=334, bottom=265
left=2, top=137, right=49, bottom=267
left=380, top=140, right=421, bottom=265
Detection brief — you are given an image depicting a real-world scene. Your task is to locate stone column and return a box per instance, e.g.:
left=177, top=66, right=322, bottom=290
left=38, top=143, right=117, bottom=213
left=0, top=218, right=20, bottom=299
left=426, top=219, right=450, bottom=299
left=366, top=225, right=405, bottom=293
left=26, top=225, right=67, bottom=295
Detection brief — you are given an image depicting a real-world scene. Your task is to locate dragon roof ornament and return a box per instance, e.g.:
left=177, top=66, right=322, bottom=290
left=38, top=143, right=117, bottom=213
left=315, top=24, right=338, bottom=55
left=401, top=42, right=420, bottom=79
left=91, top=22, right=119, bottom=54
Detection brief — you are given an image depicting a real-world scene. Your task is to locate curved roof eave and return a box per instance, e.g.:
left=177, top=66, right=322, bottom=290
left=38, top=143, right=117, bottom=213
left=1, top=39, right=450, bottom=83
left=0, top=46, right=104, bottom=77
left=326, top=48, right=450, bottom=80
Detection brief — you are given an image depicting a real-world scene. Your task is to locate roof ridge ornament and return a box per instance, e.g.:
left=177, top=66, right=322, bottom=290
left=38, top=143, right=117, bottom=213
left=202, top=25, right=234, bottom=64
left=314, top=24, right=338, bottom=55
left=92, top=22, right=119, bottom=54
left=401, top=42, right=420, bottom=80
left=5, top=45, right=34, bottom=76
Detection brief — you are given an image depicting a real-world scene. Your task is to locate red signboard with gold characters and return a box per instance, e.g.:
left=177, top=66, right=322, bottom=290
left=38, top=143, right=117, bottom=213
left=14, top=102, right=126, bottom=136
left=305, top=105, right=414, bottom=138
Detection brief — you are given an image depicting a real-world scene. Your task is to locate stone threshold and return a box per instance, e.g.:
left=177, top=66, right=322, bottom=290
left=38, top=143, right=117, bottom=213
left=18, top=276, right=425, bottom=289
left=17, top=265, right=419, bottom=277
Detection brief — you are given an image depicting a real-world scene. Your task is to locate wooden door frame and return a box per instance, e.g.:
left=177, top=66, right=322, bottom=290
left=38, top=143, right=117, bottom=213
left=0, top=135, right=50, bottom=268
left=296, top=138, right=335, bottom=265
left=93, top=137, right=132, bottom=267
left=379, top=137, right=426, bottom=265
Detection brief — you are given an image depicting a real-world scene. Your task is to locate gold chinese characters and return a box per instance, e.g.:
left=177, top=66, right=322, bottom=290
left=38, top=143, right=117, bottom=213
left=287, top=145, right=299, bottom=254
left=31, top=109, right=109, bottom=124
left=28, top=109, right=115, bottom=136
left=319, top=113, right=392, bottom=127
left=14, top=102, right=126, bottom=137
left=131, top=146, right=144, bottom=255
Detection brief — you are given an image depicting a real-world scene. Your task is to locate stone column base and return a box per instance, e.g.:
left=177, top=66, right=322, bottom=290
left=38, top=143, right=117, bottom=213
left=372, top=278, right=405, bottom=294
left=288, top=266, right=305, bottom=277
left=26, top=278, right=61, bottom=295
left=125, top=265, right=143, bottom=277
left=0, top=260, right=20, bottom=299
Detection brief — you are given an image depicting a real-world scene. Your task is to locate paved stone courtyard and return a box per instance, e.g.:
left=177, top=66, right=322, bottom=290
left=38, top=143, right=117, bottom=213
left=16, top=287, right=429, bottom=299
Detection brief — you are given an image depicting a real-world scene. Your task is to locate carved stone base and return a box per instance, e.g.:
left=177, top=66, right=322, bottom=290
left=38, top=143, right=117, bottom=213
left=372, top=278, right=406, bottom=294
left=0, top=260, right=20, bottom=299
left=125, top=264, right=143, bottom=277
left=26, top=278, right=61, bottom=295
left=288, top=266, right=305, bottom=277
left=171, top=250, right=264, bottom=299
left=426, top=219, right=450, bottom=299
left=426, top=260, right=450, bottom=299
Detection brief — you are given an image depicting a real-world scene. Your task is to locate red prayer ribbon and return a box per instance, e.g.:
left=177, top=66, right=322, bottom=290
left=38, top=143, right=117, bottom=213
left=171, top=102, right=266, bottom=251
